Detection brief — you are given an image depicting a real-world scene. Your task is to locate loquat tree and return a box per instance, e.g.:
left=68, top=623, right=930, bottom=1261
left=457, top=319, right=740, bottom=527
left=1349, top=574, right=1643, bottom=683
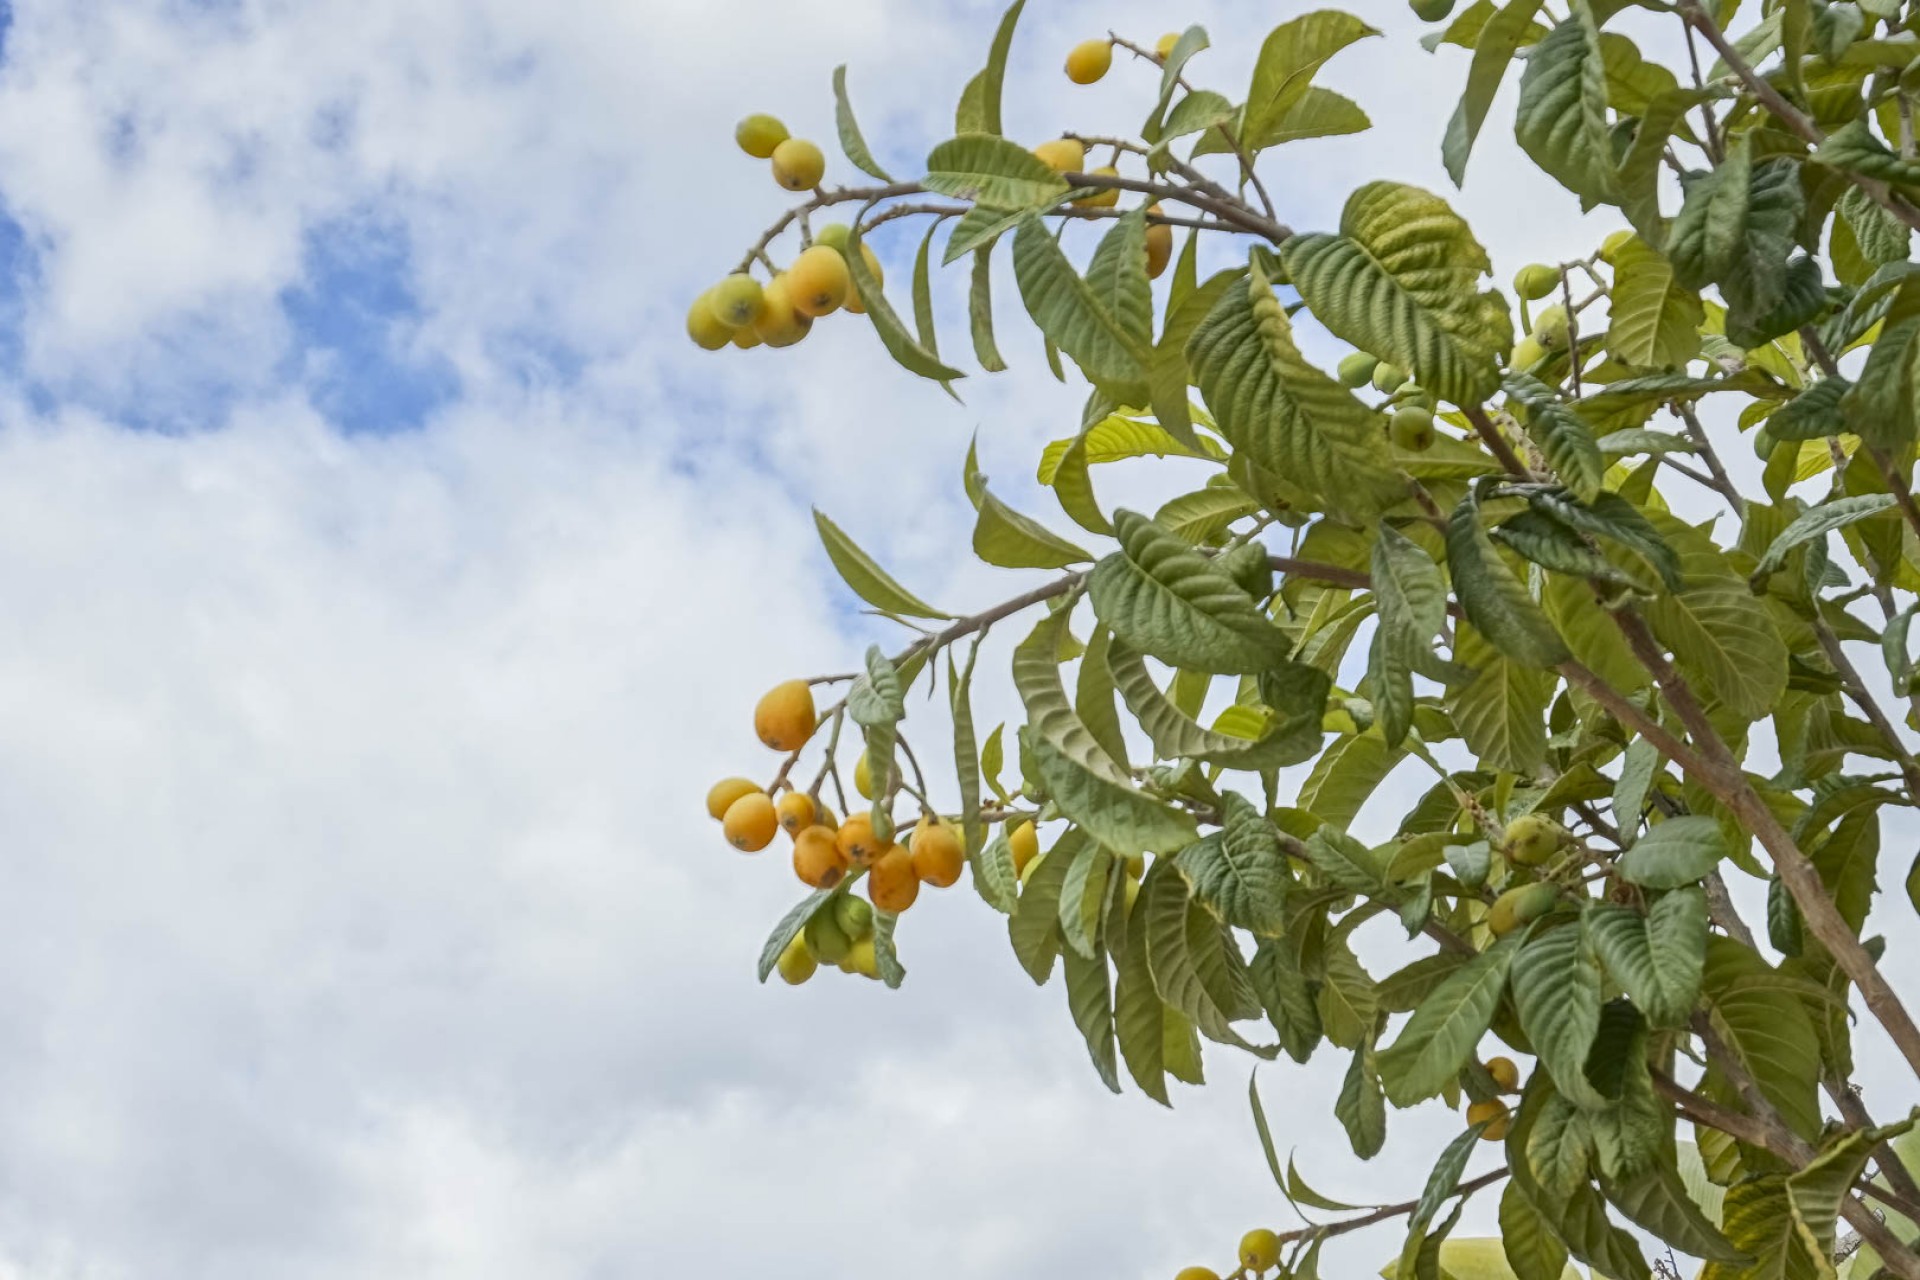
left=693, top=2, right=1920, bottom=1277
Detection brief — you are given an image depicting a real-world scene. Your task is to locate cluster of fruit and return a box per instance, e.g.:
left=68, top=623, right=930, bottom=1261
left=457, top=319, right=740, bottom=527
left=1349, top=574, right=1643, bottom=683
left=703, top=679, right=975, bottom=985
left=684, top=113, right=887, bottom=352
left=1169, top=1228, right=1284, bottom=1280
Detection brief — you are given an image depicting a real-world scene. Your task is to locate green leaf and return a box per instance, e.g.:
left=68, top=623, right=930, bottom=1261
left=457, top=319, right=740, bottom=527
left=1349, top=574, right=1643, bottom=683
left=1057, top=839, right=1113, bottom=961
left=1641, top=514, right=1789, bottom=720
left=1146, top=25, right=1211, bottom=139
left=1251, top=939, right=1322, bottom=1063
left=1601, top=1157, right=1747, bottom=1264
left=1300, top=823, right=1388, bottom=896
left=1242, top=11, right=1380, bottom=152
left=1115, top=899, right=1172, bottom=1104
left=911, top=220, right=941, bottom=358
left=968, top=249, right=1006, bottom=373
left=1234, top=86, right=1371, bottom=149
left=1176, top=793, right=1291, bottom=937
left=1503, top=373, right=1604, bottom=502
left=1088, top=509, right=1291, bottom=674
left=1142, top=859, right=1263, bottom=1048
left=1084, top=208, right=1154, bottom=352
left=1447, top=622, right=1551, bottom=774
left=1036, top=414, right=1221, bottom=477
left=1299, top=732, right=1405, bottom=828
left=1606, top=237, right=1704, bottom=369
left=1442, top=0, right=1547, bottom=185
left=1034, top=733, right=1198, bottom=857
left=1012, top=217, right=1150, bottom=389
left=1159, top=89, right=1236, bottom=145
left=1753, top=495, right=1898, bottom=584
left=1768, top=376, right=1850, bottom=441
left=1702, top=937, right=1824, bottom=1143
left=971, top=484, right=1091, bottom=569
left=1046, top=428, right=1110, bottom=537
left=1109, top=636, right=1324, bottom=770
left=871, top=908, right=906, bottom=988
left=1447, top=491, right=1569, bottom=668
left=756, top=889, right=834, bottom=983
left=1841, top=279, right=1920, bottom=451
left=1617, top=815, right=1724, bottom=888
left=1787, top=1118, right=1919, bottom=1273
left=1815, top=116, right=1920, bottom=187
left=1701, top=1176, right=1822, bottom=1280
left=1283, top=182, right=1512, bottom=407
left=1527, top=490, right=1682, bottom=593
left=1379, top=937, right=1518, bottom=1105
left=831, top=65, right=893, bottom=181
left=1514, top=6, right=1615, bottom=204
left=1318, top=934, right=1380, bottom=1051
left=969, top=0, right=1023, bottom=135
left=1511, top=921, right=1606, bottom=1109
left=1396, top=1124, right=1486, bottom=1280
left=1598, top=429, right=1697, bottom=457
left=1075, top=627, right=1130, bottom=771
left=949, top=643, right=984, bottom=863
left=1063, top=945, right=1122, bottom=1093
left=924, top=133, right=1067, bottom=209
left=813, top=509, right=950, bottom=620
left=1669, top=132, right=1755, bottom=291
left=846, top=225, right=967, bottom=383
left=1186, top=263, right=1406, bottom=520
left=943, top=203, right=1027, bottom=265
left=1337, top=1041, right=1387, bottom=1159
left=974, top=826, right=1019, bottom=913
left=1585, top=889, right=1706, bottom=1027
left=1155, top=484, right=1259, bottom=543
left=1500, top=1180, right=1574, bottom=1280
left=1009, top=836, right=1072, bottom=983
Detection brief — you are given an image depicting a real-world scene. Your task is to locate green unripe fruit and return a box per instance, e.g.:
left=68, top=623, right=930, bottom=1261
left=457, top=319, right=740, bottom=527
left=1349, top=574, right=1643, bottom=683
left=833, top=893, right=874, bottom=941
left=813, top=223, right=852, bottom=253
left=707, top=274, right=765, bottom=330
left=1514, top=263, right=1560, bottom=301
left=686, top=292, right=733, bottom=350
left=1371, top=362, right=1409, bottom=394
left=1488, top=882, right=1558, bottom=937
left=1531, top=304, right=1571, bottom=350
left=735, top=113, right=789, bottom=159
left=1338, top=352, right=1380, bottom=388
left=1391, top=404, right=1437, bottom=452
left=804, top=910, right=853, bottom=965
left=1510, top=334, right=1548, bottom=370
left=776, top=934, right=817, bottom=985
left=1600, top=229, right=1635, bottom=263
left=1410, top=0, right=1456, bottom=20
left=1504, top=813, right=1565, bottom=866
left=1754, top=426, right=1778, bottom=459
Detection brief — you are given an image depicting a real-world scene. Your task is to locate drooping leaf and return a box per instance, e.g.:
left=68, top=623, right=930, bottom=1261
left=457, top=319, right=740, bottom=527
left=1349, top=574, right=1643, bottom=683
left=831, top=65, right=894, bottom=181
left=1379, top=937, right=1518, bottom=1105
left=1242, top=11, right=1380, bottom=151
left=1513, top=6, right=1615, bottom=204
left=1012, top=216, right=1149, bottom=390
left=756, top=889, right=834, bottom=983
left=813, top=509, right=951, bottom=619
left=1701, top=938, right=1824, bottom=1143
left=1115, top=900, right=1172, bottom=1105
left=971, top=484, right=1091, bottom=569
left=1606, top=237, right=1704, bottom=369
left=1176, top=793, right=1291, bottom=937
left=1701, top=1176, right=1822, bottom=1280
left=1063, top=945, right=1122, bottom=1093
left=1512, top=920, right=1606, bottom=1109
left=1443, top=0, right=1548, bottom=185
left=1447, top=621, right=1552, bottom=775
left=1337, top=1041, right=1388, bottom=1160
left=846, top=225, right=967, bottom=383
left=1088, top=509, right=1291, bottom=674
left=1600, top=1157, right=1747, bottom=1264
left=1109, top=636, right=1324, bottom=769
left=1447, top=491, right=1570, bottom=668
left=1585, top=889, right=1706, bottom=1027
left=1503, top=373, right=1604, bottom=502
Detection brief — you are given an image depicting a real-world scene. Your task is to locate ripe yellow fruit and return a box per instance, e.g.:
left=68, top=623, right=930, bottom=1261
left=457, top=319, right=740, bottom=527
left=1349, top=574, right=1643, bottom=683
left=1076, top=166, right=1120, bottom=207
left=776, top=791, right=816, bottom=836
left=1505, top=813, right=1564, bottom=866
left=1532, top=303, right=1572, bottom=350
left=755, top=679, right=817, bottom=752
left=854, top=752, right=877, bottom=800
left=794, top=826, right=849, bottom=889
left=909, top=818, right=965, bottom=888
left=1009, top=820, right=1040, bottom=875
left=1489, top=882, right=1558, bottom=937
left=1486, top=1056, right=1521, bottom=1092
left=1467, top=1099, right=1511, bottom=1141
left=845, top=937, right=880, bottom=979
left=1032, top=137, right=1086, bottom=175
left=777, top=933, right=817, bottom=985
left=1239, top=1229, right=1281, bottom=1272
left=723, top=792, right=779, bottom=852
left=1391, top=405, right=1436, bottom=451
left=813, top=802, right=838, bottom=831
left=1145, top=207, right=1173, bottom=279
left=1514, top=263, right=1560, bottom=302
left=731, top=324, right=762, bottom=350
left=1338, top=352, right=1379, bottom=387
left=837, top=813, right=889, bottom=868
left=707, top=274, right=766, bottom=329
left=706, top=777, right=762, bottom=821
left=1065, top=38, right=1113, bottom=84
left=787, top=244, right=851, bottom=317
left=869, top=845, right=921, bottom=913
left=687, top=292, right=733, bottom=350
left=1175, top=1269, right=1222, bottom=1280
left=1155, top=32, right=1180, bottom=59
left=771, top=137, right=826, bottom=191
left=752, top=276, right=813, bottom=348
left=735, top=113, right=789, bottom=159
left=843, top=243, right=884, bottom=314
left=1019, top=851, right=1047, bottom=887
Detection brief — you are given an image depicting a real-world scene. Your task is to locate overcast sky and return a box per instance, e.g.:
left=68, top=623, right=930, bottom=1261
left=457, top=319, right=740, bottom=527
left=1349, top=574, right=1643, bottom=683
left=0, top=2, right=1908, bottom=1278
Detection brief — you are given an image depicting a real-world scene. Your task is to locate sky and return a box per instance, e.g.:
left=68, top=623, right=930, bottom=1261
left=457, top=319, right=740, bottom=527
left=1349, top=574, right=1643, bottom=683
left=0, top=2, right=1907, bottom=1278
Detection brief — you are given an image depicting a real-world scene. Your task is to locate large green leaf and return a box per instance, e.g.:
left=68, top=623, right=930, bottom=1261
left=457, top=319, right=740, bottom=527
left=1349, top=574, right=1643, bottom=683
left=756, top=888, right=835, bottom=983
left=1084, top=209, right=1154, bottom=353
left=1088, top=509, right=1291, bottom=674
left=1037, top=415, right=1220, bottom=478
left=971, top=484, right=1091, bottom=569
left=1752, top=495, right=1898, bottom=584
left=923, top=133, right=1068, bottom=209
left=1448, top=492, right=1570, bottom=667
left=1115, top=899, right=1172, bottom=1104
left=846, top=225, right=967, bottom=383
left=1641, top=514, right=1789, bottom=720
left=954, top=0, right=1024, bottom=134
left=1009, top=834, right=1072, bottom=982
left=1318, top=935, right=1379, bottom=1051
left=1176, top=793, right=1291, bottom=937
left=1504, top=373, right=1604, bottom=502
left=1585, top=889, right=1705, bottom=1027
left=1063, top=946, right=1121, bottom=1093
left=1251, top=939, right=1322, bottom=1063
left=1617, top=815, right=1724, bottom=888
left=1841, top=279, right=1920, bottom=451
left=1701, top=1176, right=1822, bottom=1280
left=1514, top=6, right=1614, bottom=204
left=1234, top=86, right=1370, bottom=150
left=813, top=509, right=950, bottom=619
left=1142, top=859, right=1265, bottom=1049
left=1601, top=1157, right=1746, bottom=1264
left=1012, top=217, right=1149, bottom=389
left=1241, top=11, right=1379, bottom=150
left=1607, top=237, right=1704, bottom=369
left=831, top=65, right=893, bottom=181
left=1109, top=636, right=1324, bottom=769
left=1443, top=0, right=1547, bottom=185
left=1669, top=132, right=1755, bottom=292
left=1186, top=263, right=1405, bottom=519
left=1283, top=182, right=1512, bottom=406
left=1448, top=620, right=1551, bottom=774
left=1057, top=839, right=1112, bottom=961
left=1337, top=1041, right=1387, bottom=1159
left=1512, top=921, right=1606, bottom=1110
left=1035, top=734, right=1198, bottom=857
left=1299, top=732, right=1405, bottom=828
left=1395, top=1124, right=1487, bottom=1279
left=1379, top=937, right=1517, bottom=1105
left=1702, top=938, right=1824, bottom=1143
left=1500, top=1181, right=1575, bottom=1280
